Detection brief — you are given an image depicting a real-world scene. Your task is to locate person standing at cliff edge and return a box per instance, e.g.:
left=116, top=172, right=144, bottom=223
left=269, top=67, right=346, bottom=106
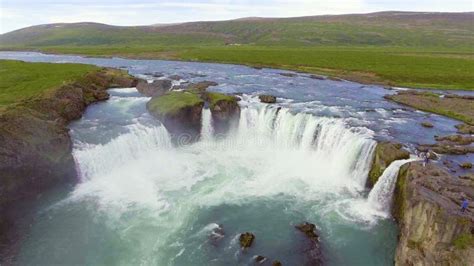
left=461, top=198, right=469, bottom=213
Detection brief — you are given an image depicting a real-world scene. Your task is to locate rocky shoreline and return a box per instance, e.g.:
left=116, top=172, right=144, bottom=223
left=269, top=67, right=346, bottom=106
left=393, top=162, right=473, bottom=265
left=366, top=139, right=473, bottom=265
left=0, top=68, right=138, bottom=256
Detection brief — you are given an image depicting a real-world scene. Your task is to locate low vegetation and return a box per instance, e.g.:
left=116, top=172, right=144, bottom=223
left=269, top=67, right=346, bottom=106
left=386, top=91, right=474, bottom=125
left=6, top=45, right=473, bottom=91
left=1, top=12, right=473, bottom=90
left=206, top=92, right=237, bottom=108
left=147, top=91, right=204, bottom=115
left=0, top=60, right=98, bottom=106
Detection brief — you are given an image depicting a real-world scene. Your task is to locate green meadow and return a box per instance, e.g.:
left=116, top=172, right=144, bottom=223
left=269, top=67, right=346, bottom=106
left=17, top=45, right=474, bottom=90
left=0, top=60, right=98, bottom=106
left=1, top=12, right=473, bottom=90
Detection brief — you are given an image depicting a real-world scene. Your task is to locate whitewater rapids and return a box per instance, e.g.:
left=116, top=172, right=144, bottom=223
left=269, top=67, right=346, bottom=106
left=58, top=91, right=400, bottom=265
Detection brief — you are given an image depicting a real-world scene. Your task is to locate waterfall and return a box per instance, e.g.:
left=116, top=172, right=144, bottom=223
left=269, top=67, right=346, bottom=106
left=200, top=108, right=214, bottom=141
left=73, top=123, right=172, bottom=181
left=207, top=104, right=376, bottom=189
left=367, top=158, right=417, bottom=213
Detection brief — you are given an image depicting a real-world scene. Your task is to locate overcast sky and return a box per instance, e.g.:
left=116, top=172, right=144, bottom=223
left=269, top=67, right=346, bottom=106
left=0, top=0, right=472, bottom=34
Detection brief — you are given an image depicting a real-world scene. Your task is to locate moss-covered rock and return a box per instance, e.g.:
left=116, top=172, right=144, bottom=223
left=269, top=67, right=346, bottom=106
left=367, top=141, right=410, bottom=187
left=147, top=91, right=204, bottom=140
left=239, top=232, right=255, bottom=249
left=206, top=92, right=240, bottom=135
left=393, top=162, right=474, bottom=265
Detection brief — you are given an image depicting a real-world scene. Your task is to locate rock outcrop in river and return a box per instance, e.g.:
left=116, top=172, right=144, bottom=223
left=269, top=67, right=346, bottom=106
left=367, top=141, right=410, bottom=187
left=295, top=222, right=324, bottom=265
left=206, top=92, right=240, bottom=134
left=147, top=91, right=205, bottom=141
left=393, top=162, right=474, bottom=265
left=145, top=81, right=239, bottom=140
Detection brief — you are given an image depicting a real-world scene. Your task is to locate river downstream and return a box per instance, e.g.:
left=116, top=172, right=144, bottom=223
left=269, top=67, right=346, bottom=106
left=0, top=52, right=466, bottom=265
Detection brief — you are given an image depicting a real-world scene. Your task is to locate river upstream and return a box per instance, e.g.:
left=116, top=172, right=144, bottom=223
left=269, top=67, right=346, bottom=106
left=0, top=52, right=468, bottom=265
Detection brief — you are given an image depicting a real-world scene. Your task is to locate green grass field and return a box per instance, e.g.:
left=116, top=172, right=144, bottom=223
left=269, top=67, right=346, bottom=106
left=22, top=45, right=474, bottom=90
left=0, top=60, right=98, bottom=106
left=1, top=12, right=473, bottom=90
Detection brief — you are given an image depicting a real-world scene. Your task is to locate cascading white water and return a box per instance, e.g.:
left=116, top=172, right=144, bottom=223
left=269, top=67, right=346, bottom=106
left=367, top=158, right=417, bottom=213
left=67, top=95, right=387, bottom=264
left=200, top=108, right=214, bottom=142
left=229, top=104, right=376, bottom=190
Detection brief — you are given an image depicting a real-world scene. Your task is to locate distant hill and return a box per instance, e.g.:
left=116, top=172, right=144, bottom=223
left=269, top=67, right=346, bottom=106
left=1, top=11, right=473, bottom=48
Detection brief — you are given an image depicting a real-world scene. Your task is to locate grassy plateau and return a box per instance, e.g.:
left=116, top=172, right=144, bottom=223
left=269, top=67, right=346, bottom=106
left=0, top=60, right=98, bottom=106
left=1, top=11, right=473, bottom=90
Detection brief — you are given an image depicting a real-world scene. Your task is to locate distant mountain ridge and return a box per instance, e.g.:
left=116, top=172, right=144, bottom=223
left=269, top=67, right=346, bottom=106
left=1, top=11, right=473, bottom=48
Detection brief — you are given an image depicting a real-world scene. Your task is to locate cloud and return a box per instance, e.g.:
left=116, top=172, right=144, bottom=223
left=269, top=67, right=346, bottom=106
left=0, top=0, right=472, bottom=34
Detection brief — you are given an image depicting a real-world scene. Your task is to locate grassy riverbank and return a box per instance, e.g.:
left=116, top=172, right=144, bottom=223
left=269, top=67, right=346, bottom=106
left=1, top=12, right=473, bottom=90
left=386, top=91, right=474, bottom=125
left=0, top=60, right=98, bottom=106
left=5, top=45, right=474, bottom=91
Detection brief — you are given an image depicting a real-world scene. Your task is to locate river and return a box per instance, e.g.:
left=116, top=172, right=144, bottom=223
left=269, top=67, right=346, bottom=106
left=0, top=52, right=467, bottom=265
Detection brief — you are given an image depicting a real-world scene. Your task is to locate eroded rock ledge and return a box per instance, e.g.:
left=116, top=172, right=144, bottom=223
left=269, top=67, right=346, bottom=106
left=367, top=141, right=410, bottom=187
left=393, top=162, right=474, bottom=265
left=0, top=68, right=138, bottom=210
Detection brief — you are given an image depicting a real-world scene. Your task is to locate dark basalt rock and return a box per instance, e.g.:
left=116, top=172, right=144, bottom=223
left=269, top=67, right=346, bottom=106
left=295, top=222, right=319, bottom=241
left=367, top=142, right=410, bottom=187
left=254, top=255, right=267, bottom=264
left=136, top=79, right=172, bottom=97
left=187, top=81, right=218, bottom=91
left=295, top=222, right=323, bottom=266
left=421, top=121, right=434, bottom=128
left=272, top=260, right=282, bottom=266
left=279, top=72, right=297, bottom=77
left=259, top=95, right=277, bottom=104
left=239, top=232, right=255, bottom=249
left=393, top=162, right=474, bottom=265
left=309, top=74, right=326, bottom=80
left=144, top=72, right=164, bottom=78
left=168, top=75, right=183, bottom=81
left=207, top=92, right=240, bottom=135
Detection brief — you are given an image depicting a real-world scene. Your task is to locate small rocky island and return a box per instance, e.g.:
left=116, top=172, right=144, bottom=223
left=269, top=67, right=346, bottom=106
left=146, top=80, right=240, bottom=140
